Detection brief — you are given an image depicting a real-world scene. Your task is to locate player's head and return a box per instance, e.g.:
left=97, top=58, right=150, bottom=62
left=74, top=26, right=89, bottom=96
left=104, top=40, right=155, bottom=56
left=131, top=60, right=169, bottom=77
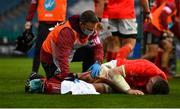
left=146, top=76, right=169, bottom=94
left=79, top=10, right=99, bottom=36
left=103, top=36, right=120, bottom=52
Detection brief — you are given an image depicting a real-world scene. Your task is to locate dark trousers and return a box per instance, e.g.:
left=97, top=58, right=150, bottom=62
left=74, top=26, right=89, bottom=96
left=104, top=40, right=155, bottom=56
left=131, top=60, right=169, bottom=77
left=72, top=46, right=94, bottom=72
left=41, top=46, right=95, bottom=79
left=32, top=22, right=56, bottom=73
left=41, top=62, right=58, bottom=79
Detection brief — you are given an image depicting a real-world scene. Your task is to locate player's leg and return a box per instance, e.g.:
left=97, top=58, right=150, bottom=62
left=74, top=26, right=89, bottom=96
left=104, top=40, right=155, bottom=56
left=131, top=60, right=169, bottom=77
left=121, top=37, right=136, bottom=50
left=117, top=18, right=137, bottom=50
left=141, top=32, right=160, bottom=61
left=141, top=44, right=159, bottom=60
left=160, top=37, right=173, bottom=70
left=120, top=35, right=136, bottom=58
left=105, top=19, right=119, bottom=61
left=111, top=19, right=137, bottom=60
left=103, top=36, right=132, bottom=60
left=102, top=36, right=120, bottom=61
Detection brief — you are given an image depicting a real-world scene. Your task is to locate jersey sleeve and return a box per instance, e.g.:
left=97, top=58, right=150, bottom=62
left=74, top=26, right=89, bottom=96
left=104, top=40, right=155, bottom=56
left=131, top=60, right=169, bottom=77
left=51, top=27, right=76, bottom=80
left=89, top=32, right=104, bottom=63
left=26, top=0, right=38, bottom=21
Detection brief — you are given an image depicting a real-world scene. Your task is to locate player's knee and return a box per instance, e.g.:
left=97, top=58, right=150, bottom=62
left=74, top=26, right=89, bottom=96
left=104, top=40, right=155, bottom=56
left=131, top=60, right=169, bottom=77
left=103, top=36, right=120, bottom=52
left=164, top=43, right=173, bottom=52
left=124, top=38, right=136, bottom=50
left=146, top=51, right=158, bottom=58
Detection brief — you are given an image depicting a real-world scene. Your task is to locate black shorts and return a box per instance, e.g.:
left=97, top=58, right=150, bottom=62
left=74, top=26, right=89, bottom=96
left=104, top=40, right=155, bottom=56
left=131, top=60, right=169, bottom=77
left=144, top=32, right=160, bottom=45
left=112, top=31, right=137, bottom=39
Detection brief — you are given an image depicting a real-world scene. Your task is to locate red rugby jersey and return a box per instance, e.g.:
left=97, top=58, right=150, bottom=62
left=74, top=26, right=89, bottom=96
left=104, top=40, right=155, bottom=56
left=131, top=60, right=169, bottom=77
left=104, top=0, right=135, bottom=19
left=117, top=59, right=167, bottom=89
left=115, top=45, right=167, bottom=90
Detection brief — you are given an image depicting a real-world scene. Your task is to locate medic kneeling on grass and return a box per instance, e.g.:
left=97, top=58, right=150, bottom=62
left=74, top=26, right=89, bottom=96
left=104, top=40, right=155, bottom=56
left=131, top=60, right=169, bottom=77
left=39, top=10, right=104, bottom=81
left=25, top=10, right=106, bottom=95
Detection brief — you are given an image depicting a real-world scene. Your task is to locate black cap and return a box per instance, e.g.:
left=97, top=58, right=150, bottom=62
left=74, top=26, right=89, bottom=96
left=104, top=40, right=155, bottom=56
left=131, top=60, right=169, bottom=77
left=80, top=10, right=99, bottom=23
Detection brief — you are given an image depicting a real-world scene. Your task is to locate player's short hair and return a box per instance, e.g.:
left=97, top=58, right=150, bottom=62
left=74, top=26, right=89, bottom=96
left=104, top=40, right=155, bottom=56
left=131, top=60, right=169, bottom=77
left=152, top=78, right=169, bottom=94
left=103, top=36, right=120, bottom=51
left=80, top=10, right=99, bottom=24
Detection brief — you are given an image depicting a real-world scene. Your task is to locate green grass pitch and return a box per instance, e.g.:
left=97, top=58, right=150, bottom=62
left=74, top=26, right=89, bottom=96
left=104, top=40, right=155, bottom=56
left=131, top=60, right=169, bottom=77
left=0, top=58, right=180, bottom=108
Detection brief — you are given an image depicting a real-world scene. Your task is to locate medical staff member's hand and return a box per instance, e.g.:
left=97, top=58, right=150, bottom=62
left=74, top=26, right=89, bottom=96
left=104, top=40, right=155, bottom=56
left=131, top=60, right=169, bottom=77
left=25, top=21, right=32, bottom=30
left=89, top=61, right=101, bottom=78
left=144, top=12, right=152, bottom=23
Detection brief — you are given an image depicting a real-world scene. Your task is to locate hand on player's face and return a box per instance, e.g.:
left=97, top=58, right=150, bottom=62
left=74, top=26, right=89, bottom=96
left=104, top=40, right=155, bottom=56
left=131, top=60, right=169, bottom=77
left=127, top=89, right=144, bottom=95
left=25, top=21, right=32, bottom=30
left=89, top=62, right=101, bottom=78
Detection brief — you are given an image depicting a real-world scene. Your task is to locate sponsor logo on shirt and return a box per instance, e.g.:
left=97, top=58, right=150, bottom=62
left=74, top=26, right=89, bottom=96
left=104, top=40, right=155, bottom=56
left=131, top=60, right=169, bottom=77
left=44, top=0, right=56, bottom=11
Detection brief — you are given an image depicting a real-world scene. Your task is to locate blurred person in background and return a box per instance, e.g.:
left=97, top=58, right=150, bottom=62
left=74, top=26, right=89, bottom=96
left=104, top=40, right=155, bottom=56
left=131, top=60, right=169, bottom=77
left=151, top=0, right=172, bottom=11
left=94, top=0, right=112, bottom=43
left=169, top=0, right=180, bottom=75
left=94, top=0, right=109, bottom=21
left=24, top=0, right=67, bottom=79
left=171, top=0, right=180, bottom=40
left=97, top=0, right=151, bottom=62
left=142, top=0, right=177, bottom=75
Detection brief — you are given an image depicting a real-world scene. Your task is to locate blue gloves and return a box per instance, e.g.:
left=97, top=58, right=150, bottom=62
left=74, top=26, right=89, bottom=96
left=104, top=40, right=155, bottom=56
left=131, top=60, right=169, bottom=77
left=89, top=61, right=101, bottom=78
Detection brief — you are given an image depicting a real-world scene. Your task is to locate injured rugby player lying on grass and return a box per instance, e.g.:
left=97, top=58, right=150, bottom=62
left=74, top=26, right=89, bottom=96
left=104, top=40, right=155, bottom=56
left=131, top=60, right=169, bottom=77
left=25, top=71, right=143, bottom=95
left=26, top=59, right=169, bottom=95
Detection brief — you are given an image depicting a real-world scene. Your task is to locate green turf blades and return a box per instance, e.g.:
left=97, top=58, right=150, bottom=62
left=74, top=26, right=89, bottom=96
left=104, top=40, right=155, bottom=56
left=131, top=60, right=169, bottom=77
left=0, top=58, right=180, bottom=108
